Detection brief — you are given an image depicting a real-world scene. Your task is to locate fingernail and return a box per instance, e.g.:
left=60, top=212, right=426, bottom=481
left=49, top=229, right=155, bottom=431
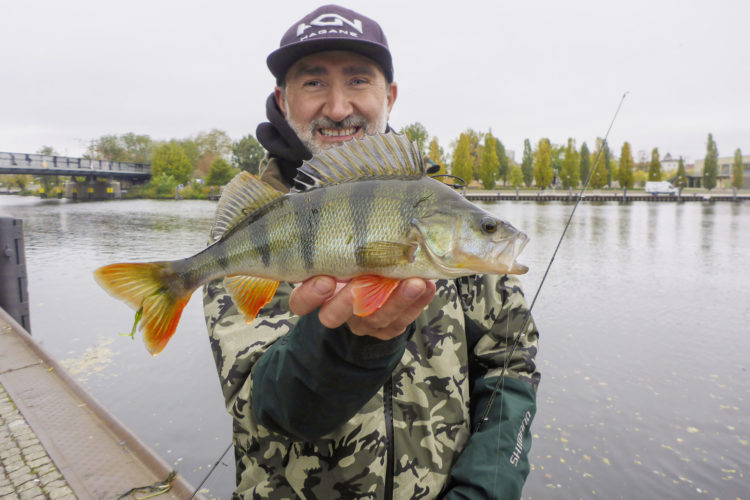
left=313, top=277, right=334, bottom=295
left=403, top=280, right=425, bottom=299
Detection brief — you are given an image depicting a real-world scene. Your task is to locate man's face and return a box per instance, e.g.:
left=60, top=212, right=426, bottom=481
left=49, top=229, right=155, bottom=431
left=275, top=51, right=397, bottom=154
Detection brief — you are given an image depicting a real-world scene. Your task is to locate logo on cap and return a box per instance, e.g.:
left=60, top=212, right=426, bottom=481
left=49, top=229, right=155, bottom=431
left=296, top=14, right=363, bottom=40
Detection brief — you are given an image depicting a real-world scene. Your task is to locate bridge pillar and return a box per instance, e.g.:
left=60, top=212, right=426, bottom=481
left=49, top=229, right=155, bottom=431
left=64, top=180, right=121, bottom=200
left=0, top=216, right=31, bottom=332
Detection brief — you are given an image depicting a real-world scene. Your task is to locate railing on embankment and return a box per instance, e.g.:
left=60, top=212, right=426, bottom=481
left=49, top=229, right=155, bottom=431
left=465, top=191, right=750, bottom=203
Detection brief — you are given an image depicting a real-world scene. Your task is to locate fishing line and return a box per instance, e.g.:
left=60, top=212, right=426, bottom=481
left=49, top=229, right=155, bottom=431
left=477, top=91, right=629, bottom=439
left=191, top=94, right=627, bottom=496
left=189, top=441, right=233, bottom=499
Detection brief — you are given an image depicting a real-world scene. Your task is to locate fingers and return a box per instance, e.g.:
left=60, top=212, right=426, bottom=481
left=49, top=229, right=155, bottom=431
left=318, top=278, right=436, bottom=340
left=289, top=276, right=336, bottom=316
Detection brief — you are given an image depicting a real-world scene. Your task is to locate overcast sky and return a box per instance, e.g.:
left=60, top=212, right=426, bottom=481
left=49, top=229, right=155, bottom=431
left=2, top=0, right=748, bottom=164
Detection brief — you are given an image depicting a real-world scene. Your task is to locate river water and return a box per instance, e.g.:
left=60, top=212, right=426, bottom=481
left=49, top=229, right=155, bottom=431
left=0, top=195, right=748, bottom=499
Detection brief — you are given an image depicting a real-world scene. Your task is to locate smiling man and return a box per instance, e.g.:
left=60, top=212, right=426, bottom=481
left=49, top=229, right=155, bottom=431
left=203, top=5, right=540, bottom=499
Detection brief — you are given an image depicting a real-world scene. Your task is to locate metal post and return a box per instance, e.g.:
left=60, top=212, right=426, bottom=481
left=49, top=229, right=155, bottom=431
left=0, top=215, right=31, bottom=332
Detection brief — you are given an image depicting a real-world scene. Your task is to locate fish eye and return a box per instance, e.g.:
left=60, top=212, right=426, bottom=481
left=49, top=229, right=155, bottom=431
left=481, top=217, right=497, bottom=234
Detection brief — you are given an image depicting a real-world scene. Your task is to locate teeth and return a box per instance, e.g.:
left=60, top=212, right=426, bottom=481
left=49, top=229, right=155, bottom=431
left=319, top=127, right=357, bottom=137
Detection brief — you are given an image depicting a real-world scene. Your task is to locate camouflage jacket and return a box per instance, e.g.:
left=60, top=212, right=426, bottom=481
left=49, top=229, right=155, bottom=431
left=202, top=156, right=541, bottom=500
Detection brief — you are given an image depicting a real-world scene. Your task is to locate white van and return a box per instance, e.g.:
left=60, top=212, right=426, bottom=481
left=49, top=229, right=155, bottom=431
left=645, top=181, right=678, bottom=195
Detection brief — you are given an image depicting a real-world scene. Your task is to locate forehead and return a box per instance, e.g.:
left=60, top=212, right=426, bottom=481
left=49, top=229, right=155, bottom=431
left=285, top=50, right=385, bottom=82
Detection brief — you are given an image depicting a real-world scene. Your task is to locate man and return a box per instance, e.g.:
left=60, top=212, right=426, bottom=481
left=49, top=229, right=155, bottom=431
left=203, top=5, right=540, bottom=499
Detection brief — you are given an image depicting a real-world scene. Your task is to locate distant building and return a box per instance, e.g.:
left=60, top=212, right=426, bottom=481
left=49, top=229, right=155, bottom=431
left=692, top=154, right=750, bottom=188
left=661, top=153, right=681, bottom=172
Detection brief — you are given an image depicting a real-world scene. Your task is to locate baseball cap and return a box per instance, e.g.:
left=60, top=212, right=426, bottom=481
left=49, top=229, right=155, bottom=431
left=267, top=4, right=393, bottom=84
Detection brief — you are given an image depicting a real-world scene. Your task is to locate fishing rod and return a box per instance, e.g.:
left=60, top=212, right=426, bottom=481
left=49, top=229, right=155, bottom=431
left=477, top=91, right=629, bottom=491
left=190, top=94, right=628, bottom=497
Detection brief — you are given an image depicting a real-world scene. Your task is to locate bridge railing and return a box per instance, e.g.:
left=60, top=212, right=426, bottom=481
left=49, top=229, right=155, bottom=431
left=0, top=152, right=150, bottom=176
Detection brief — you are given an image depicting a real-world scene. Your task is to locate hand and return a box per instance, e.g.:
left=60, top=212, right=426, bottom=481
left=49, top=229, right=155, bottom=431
left=289, top=276, right=436, bottom=341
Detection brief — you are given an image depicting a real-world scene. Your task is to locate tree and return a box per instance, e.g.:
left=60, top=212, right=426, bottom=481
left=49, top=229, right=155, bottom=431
left=451, top=133, right=473, bottom=185
left=400, top=122, right=429, bottom=156
left=550, top=143, right=565, bottom=186
left=86, top=133, right=153, bottom=163
left=120, top=133, right=154, bottom=164
left=427, top=137, right=447, bottom=177
left=37, top=146, right=58, bottom=156
left=521, top=139, right=534, bottom=187
left=674, top=157, right=687, bottom=189
left=589, top=139, right=609, bottom=189
left=479, top=134, right=500, bottom=189
left=495, top=139, right=510, bottom=186
left=151, top=142, right=193, bottom=184
left=509, top=165, right=524, bottom=188
left=232, top=134, right=265, bottom=175
left=703, top=133, right=718, bottom=190
left=617, top=142, right=635, bottom=189
left=731, top=148, right=744, bottom=189
left=579, top=142, right=591, bottom=185
left=534, top=138, right=554, bottom=189
left=206, top=157, right=238, bottom=186
left=560, top=138, right=580, bottom=189
left=648, top=148, right=661, bottom=181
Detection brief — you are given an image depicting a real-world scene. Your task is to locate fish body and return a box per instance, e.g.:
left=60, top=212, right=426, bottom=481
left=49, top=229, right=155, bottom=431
left=95, top=133, right=528, bottom=354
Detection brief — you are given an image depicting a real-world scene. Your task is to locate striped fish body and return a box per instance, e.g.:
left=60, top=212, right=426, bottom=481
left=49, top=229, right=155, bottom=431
left=94, top=133, right=528, bottom=354
left=194, top=177, right=451, bottom=284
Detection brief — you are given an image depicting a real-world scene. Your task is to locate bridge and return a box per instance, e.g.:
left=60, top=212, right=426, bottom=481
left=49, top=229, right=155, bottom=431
left=0, top=152, right=150, bottom=180
left=0, top=151, right=151, bottom=199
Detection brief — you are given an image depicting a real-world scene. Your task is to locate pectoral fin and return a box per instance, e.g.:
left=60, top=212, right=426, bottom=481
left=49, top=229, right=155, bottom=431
left=350, top=275, right=401, bottom=316
left=355, top=241, right=417, bottom=268
left=224, top=275, right=280, bottom=323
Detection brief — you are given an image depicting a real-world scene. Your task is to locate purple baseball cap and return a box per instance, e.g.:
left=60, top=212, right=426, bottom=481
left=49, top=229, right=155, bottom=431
left=267, top=4, right=393, bottom=84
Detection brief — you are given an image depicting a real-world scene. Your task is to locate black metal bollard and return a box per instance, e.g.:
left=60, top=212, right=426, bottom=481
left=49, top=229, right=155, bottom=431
left=0, top=215, right=31, bottom=332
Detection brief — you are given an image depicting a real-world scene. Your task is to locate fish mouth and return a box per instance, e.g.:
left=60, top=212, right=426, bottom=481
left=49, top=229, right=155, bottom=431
left=490, top=232, right=529, bottom=275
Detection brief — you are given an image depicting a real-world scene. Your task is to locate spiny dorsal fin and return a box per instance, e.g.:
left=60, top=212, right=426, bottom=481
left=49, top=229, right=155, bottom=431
left=210, top=172, right=284, bottom=241
left=292, top=132, right=424, bottom=192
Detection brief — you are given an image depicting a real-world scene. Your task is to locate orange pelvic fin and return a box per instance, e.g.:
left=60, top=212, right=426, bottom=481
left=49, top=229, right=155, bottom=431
left=223, top=275, right=280, bottom=323
left=350, top=275, right=401, bottom=316
left=93, top=262, right=190, bottom=355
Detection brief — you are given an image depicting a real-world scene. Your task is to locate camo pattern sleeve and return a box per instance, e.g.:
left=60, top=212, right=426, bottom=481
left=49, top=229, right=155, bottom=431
left=442, top=274, right=541, bottom=500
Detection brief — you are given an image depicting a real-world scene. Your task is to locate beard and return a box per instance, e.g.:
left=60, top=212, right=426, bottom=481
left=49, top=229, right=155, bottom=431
left=284, top=97, right=389, bottom=156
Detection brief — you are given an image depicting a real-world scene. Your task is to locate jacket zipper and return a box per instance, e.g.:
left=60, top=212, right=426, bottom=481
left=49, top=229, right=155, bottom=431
left=384, top=376, right=394, bottom=500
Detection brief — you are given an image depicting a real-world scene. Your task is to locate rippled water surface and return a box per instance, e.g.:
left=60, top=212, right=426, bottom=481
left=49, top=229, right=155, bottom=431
left=1, top=195, right=748, bottom=499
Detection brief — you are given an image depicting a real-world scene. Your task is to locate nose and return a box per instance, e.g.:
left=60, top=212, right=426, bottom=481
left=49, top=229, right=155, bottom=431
left=323, top=84, right=354, bottom=122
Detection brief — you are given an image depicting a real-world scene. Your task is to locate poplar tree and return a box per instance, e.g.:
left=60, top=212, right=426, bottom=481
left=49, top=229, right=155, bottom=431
left=731, top=148, right=744, bottom=189
left=648, top=148, right=662, bottom=181
left=579, top=142, right=591, bottom=185
left=560, top=138, right=580, bottom=189
left=480, top=134, right=500, bottom=189
left=703, top=133, right=718, bottom=190
left=428, top=137, right=447, bottom=177
left=495, top=139, right=510, bottom=186
left=617, top=142, right=635, bottom=189
left=589, top=139, right=609, bottom=189
left=521, top=139, right=534, bottom=187
left=509, top=165, right=524, bottom=188
left=534, top=138, right=554, bottom=189
left=675, top=157, right=687, bottom=188
left=451, top=134, right=473, bottom=186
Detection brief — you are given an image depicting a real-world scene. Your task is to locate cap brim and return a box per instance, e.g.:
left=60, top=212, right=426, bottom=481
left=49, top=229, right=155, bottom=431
left=267, top=38, right=393, bottom=83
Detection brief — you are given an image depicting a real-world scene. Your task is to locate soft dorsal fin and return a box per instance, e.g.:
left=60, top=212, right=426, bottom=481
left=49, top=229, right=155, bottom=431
left=292, top=132, right=424, bottom=192
left=210, top=172, right=284, bottom=241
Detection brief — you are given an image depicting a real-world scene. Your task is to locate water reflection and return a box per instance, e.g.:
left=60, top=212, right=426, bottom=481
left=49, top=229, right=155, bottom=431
left=1, top=196, right=749, bottom=499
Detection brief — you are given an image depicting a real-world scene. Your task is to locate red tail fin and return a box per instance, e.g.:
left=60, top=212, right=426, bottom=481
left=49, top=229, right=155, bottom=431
left=93, top=262, right=190, bottom=355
